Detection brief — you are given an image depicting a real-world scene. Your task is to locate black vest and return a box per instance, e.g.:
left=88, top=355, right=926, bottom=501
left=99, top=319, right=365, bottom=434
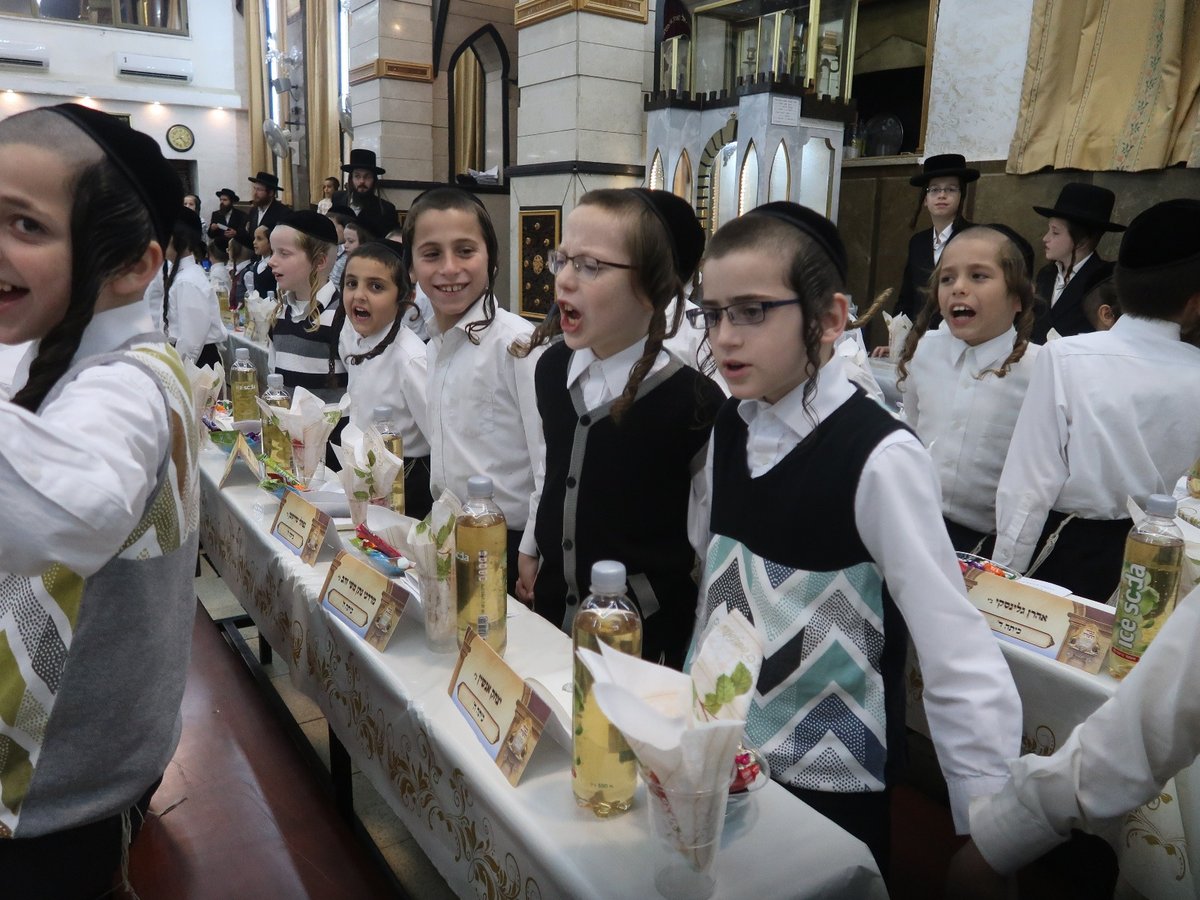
left=269, top=292, right=347, bottom=401
left=708, top=388, right=913, bottom=783
left=533, top=340, right=724, bottom=668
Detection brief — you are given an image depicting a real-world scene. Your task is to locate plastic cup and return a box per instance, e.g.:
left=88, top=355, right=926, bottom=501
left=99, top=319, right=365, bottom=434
left=420, top=573, right=457, bottom=653
left=642, top=770, right=728, bottom=900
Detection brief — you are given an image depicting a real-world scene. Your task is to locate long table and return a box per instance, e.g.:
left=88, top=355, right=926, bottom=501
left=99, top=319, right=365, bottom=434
left=907, top=623, right=1199, bottom=897
left=197, top=447, right=887, bottom=899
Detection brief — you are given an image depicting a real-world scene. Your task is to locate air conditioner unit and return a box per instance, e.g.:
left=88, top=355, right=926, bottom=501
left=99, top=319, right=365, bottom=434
left=114, top=52, right=193, bottom=84
left=0, top=41, right=49, bottom=72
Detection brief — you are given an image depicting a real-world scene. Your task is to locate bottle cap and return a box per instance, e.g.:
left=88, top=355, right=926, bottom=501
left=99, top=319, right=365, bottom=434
left=266, top=373, right=284, bottom=388
left=1146, top=494, right=1178, bottom=518
left=466, top=475, right=493, bottom=499
left=590, top=560, right=626, bottom=593
left=235, top=347, right=250, bottom=361
left=372, top=404, right=396, bottom=422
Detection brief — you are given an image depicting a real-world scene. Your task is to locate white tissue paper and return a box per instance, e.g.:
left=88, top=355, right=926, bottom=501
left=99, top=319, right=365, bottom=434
left=270, top=386, right=348, bottom=483
left=882, top=310, right=912, bottom=360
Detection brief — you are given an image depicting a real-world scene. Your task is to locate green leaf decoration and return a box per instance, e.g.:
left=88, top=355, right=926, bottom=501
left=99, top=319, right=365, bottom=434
left=367, top=449, right=377, bottom=466
left=435, top=517, right=455, bottom=547
left=730, top=661, right=753, bottom=695
left=353, top=490, right=369, bottom=501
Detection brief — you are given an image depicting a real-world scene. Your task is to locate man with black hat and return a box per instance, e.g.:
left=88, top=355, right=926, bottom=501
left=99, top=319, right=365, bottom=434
left=246, top=170, right=290, bottom=236
left=994, top=198, right=1200, bottom=603
left=892, top=153, right=979, bottom=325
left=332, top=148, right=397, bottom=225
left=207, top=187, right=249, bottom=251
left=1030, top=183, right=1126, bottom=343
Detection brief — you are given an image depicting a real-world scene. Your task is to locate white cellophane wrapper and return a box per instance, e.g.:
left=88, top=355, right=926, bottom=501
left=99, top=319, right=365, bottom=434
left=883, top=310, right=912, bottom=359
left=408, top=490, right=462, bottom=651
left=578, top=612, right=764, bottom=871
left=331, top=424, right=403, bottom=505
left=243, top=290, right=279, bottom=342
left=185, top=357, right=225, bottom=424
left=271, top=387, right=348, bottom=483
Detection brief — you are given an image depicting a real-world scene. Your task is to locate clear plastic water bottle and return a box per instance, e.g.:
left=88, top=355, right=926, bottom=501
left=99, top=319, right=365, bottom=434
left=1107, top=494, right=1184, bottom=679
left=572, top=560, right=642, bottom=817
left=372, top=404, right=405, bottom=514
left=261, top=374, right=292, bottom=468
left=229, top=347, right=259, bottom=422
left=455, top=476, right=507, bottom=655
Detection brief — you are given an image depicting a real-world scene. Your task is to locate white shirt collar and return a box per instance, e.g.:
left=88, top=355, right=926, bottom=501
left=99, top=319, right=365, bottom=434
left=74, top=302, right=158, bottom=364
left=933, top=222, right=955, bottom=249
left=736, top=354, right=856, bottom=442
left=428, top=294, right=488, bottom=340
left=566, top=340, right=644, bottom=391
left=948, top=326, right=1017, bottom=371
left=1056, top=251, right=1094, bottom=282
left=1112, top=314, right=1181, bottom=341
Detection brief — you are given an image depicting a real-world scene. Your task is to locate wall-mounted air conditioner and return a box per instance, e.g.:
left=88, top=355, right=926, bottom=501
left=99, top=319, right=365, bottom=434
left=114, top=52, right=193, bottom=84
left=0, top=41, right=49, bottom=72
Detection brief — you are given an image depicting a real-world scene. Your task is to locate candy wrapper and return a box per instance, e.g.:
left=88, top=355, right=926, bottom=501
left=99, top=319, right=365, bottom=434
left=407, top=490, right=462, bottom=652
left=577, top=612, right=764, bottom=875
left=882, top=310, right=912, bottom=360
left=243, top=290, right=279, bottom=342
left=271, top=387, right=348, bottom=483
left=185, top=357, right=225, bottom=427
left=330, top=426, right=403, bottom=526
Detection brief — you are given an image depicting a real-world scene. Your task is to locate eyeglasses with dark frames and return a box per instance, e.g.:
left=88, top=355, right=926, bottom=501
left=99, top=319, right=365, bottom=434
left=685, top=299, right=804, bottom=329
left=547, top=250, right=635, bottom=281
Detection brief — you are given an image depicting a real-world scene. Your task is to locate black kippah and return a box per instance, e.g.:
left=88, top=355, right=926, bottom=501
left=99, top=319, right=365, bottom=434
left=177, top=206, right=203, bottom=234
left=44, top=103, right=181, bottom=247
left=979, top=223, right=1036, bottom=278
left=746, top=201, right=848, bottom=282
left=278, top=209, right=339, bottom=245
left=628, top=189, right=706, bottom=281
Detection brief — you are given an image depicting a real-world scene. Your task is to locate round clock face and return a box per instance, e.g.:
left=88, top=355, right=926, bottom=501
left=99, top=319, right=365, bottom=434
left=167, top=123, right=194, bottom=152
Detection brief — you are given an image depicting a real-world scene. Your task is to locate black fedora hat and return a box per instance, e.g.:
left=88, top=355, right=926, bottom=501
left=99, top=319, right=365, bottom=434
left=342, top=148, right=386, bottom=175
left=248, top=171, right=281, bottom=192
left=1033, top=183, right=1125, bottom=232
left=910, top=153, right=980, bottom=187
left=215, top=187, right=240, bottom=202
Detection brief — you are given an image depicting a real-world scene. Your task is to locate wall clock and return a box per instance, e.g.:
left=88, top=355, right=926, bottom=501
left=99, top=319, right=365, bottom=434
left=167, top=123, right=194, bottom=152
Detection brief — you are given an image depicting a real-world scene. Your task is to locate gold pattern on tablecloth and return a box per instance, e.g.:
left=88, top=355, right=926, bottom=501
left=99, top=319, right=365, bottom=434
left=1124, top=792, right=1190, bottom=882
left=311, top=632, right=544, bottom=900
left=1020, top=725, right=1056, bottom=757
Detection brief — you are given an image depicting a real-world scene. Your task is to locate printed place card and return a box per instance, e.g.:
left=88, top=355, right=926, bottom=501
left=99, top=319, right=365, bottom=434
left=964, top=570, right=1115, bottom=676
left=448, top=629, right=552, bottom=786
left=270, top=489, right=334, bottom=566
left=218, top=432, right=263, bottom=488
left=319, top=551, right=408, bottom=650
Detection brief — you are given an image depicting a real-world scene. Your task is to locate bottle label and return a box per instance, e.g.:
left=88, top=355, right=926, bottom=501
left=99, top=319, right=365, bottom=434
left=1113, top=562, right=1147, bottom=658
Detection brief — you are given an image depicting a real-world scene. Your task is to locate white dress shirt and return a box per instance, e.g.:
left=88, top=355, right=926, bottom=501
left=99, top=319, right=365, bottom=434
left=427, top=297, right=545, bottom=553
left=970, top=581, right=1200, bottom=874
left=1050, top=251, right=1094, bottom=307
left=404, top=287, right=434, bottom=343
left=339, top=318, right=431, bottom=455
left=166, top=256, right=227, bottom=363
left=993, top=315, right=1200, bottom=571
left=932, top=222, right=955, bottom=264
left=143, top=273, right=165, bottom=327
left=903, top=327, right=1040, bottom=534
left=709, top=354, right=1023, bottom=830
left=0, top=302, right=170, bottom=578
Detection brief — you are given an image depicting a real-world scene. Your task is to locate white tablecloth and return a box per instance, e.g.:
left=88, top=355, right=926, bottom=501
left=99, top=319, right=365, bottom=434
left=198, top=447, right=887, bottom=900
left=908, top=638, right=1197, bottom=896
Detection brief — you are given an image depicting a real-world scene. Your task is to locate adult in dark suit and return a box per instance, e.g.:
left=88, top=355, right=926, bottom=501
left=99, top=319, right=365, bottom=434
left=331, top=149, right=398, bottom=235
left=207, top=188, right=249, bottom=251
left=893, top=154, right=979, bottom=327
left=1030, top=184, right=1126, bottom=344
left=246, top=171, right=290, bottom=236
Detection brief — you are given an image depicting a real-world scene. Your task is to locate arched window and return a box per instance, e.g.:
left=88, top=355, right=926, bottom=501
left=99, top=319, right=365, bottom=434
left=769, top=140, right=790, bottom=202
left=738, top=139, right=759, bottom=215
left=673, top=150, right=692, bottom=202
left=649, top=150, right=665, bottom=190
left=448, top=25, right=510, bottom=181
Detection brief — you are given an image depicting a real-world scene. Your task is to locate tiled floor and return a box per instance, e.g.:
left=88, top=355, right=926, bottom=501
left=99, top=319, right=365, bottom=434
left=194, top=558, right=456, bottom=899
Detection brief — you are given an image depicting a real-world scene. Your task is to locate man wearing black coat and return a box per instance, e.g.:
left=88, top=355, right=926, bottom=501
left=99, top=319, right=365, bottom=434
left=245, top=171, right=290, bottom=237
left=332, top=149, right=398, bottom=235
left=207, top=188, right=249, bottom=251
